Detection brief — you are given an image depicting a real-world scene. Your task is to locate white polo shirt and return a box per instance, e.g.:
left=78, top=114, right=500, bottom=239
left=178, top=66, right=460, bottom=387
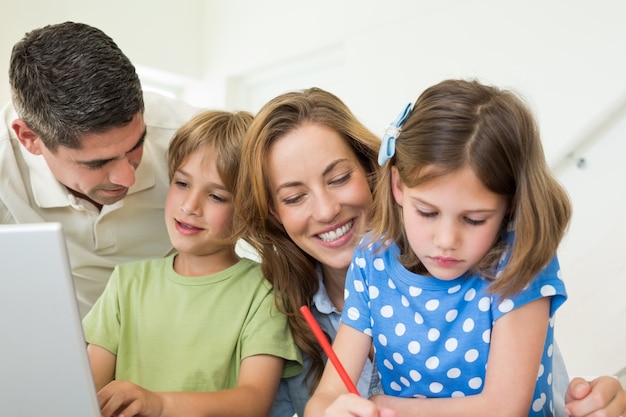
left=0, top=92, right=200, bottom=317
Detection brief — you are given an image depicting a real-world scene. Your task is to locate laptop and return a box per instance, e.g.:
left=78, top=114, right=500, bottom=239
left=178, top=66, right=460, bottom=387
left=0, top=222, right=101, bottom=416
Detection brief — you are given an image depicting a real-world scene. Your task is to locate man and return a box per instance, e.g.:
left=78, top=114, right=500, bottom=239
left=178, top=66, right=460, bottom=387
left=0, top=21, right=199, bottom=316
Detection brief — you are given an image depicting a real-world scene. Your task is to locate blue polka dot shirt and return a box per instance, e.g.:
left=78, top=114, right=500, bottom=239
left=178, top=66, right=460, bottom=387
left=342, top=236, right=567, bottom=416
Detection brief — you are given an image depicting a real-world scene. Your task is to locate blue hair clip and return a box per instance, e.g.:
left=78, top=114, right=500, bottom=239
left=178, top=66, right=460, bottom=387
left=377, top=102, right=413, bottom=166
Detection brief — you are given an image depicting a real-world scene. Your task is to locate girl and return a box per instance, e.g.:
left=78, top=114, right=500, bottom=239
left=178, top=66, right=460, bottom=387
left=305, top=79, right=572, bottom=417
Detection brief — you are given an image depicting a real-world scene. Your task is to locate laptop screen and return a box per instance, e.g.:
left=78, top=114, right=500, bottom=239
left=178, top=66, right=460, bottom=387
left=0, top=222, right=100, bottom=416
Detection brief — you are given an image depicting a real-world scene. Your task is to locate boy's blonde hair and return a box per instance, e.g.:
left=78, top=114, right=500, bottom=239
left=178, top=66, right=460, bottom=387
left=167, top=110, right=253, bottom=192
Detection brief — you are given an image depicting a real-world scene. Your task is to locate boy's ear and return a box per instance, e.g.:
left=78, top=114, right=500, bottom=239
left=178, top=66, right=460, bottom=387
left=12, top=119, right=44, bottom=155
left=390, top=166, right=404, bottom=207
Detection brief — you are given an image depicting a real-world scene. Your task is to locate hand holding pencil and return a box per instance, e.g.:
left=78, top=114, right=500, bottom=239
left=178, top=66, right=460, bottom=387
left=299, top=305, right=360, bottom=396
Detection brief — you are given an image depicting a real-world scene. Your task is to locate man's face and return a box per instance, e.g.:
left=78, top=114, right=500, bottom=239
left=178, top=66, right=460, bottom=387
left=20, top=113, right=146, bottom=207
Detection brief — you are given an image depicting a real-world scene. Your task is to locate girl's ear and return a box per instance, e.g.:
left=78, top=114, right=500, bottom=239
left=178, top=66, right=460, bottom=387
left=12, top=119, right=44, bottom=155
left=390, top=166, right=405, bottom=207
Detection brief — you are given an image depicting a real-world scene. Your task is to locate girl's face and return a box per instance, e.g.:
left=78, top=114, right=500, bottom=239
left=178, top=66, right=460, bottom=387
left=267, top=123, right=373, bottom=272
left=165, top=148, right=235, bottom=260
left=391, top=164, right=508, bottom=280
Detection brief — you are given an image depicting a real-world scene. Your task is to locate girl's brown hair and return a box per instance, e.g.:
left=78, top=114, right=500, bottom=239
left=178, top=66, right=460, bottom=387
left=372, top=79, right=571, bottom=298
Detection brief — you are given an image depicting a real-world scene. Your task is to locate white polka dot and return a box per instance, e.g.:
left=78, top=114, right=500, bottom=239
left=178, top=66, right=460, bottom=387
left=413, top=394, right=427, bottom=399
left=463, top=318, right=475, bottom=332
left=401, top=295, right=409, bottom=307
left=393, top=352, right=404, bottom=364
left=390, top=381, right=402, bottom=391
left=355, top=257, right=366, bottom=268
left=409, top=369, right=422, bottom=381
left=378, top=334, right=388, bottom=346
left=464, top=349, right=479, bottom=362
left=344, top=288, right=349, bottom=299
left=557, top=269, right=563, bottom=280
left=548, top=372, right=553, bottom=385
left=395, top=323, right=406, bottom=336
left=478, top=296, right=491, bottom=311
left=451, top=391, right=465, bottom=397
left=409, top=286, right=422, bottom=296
left=425, top=356, right=439, bottom=369
left=448, top=284, right=461, bottom=294
left=447, top=368, right=461, bottom=378
left=532, top=393, right=547, bottom=412
left=541, top=284, right=556, bottom=297
left=425, top=299, right=439, bottom=311
left=383, top=359, right=393, bottom=370
left=354, top=280, right=365, bottom=292
left=408, top=341, right=421, bottom=354
left=468, top=377, right=483, bottom=389
left=399, top=377, right=410, bottom=387
left=428, top=328, right=440, bottom=341
left=414, top=312, right=424, bottom=324
left=430, top=382, right=443, bottom=393
left=380, top=305, right=394, bottom=318
left=373, top=258, right=385, bottom=271
left=445, top=309, right=458, bottom=322
left=387, top=279, right=396, bottom=289
left=369, top=286, right=379, bottom=299
left=464, top=288, right=476, bottom=301
left=482, top=329, right=491, bottom=343
left=364, top=328, right=372, bottom=336
left=537, top=363, right=545, bottom=378
left=346, top=307, right=360, bottom=320
left=547, top=343, right=554, bottom=357
left=445, top=338, right=458, bottom=352
left=498, top=299, right=514, bottom=313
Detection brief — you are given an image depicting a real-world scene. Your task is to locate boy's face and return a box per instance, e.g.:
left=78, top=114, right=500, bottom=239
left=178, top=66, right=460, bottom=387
left=165, top=147, right=235, bottom=262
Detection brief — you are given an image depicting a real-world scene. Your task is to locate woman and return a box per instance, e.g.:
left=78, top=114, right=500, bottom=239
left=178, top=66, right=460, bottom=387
left=234, top=87, right=381, bottom=416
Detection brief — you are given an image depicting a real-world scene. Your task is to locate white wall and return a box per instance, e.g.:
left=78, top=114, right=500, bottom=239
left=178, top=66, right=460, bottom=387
left=1, top=0, right=625, bottom=378
left=0, top=0, right=205, bottom=106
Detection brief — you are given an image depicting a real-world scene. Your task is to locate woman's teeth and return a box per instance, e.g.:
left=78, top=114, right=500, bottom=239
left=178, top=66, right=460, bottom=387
left=318, top=220, right=353, bottom=242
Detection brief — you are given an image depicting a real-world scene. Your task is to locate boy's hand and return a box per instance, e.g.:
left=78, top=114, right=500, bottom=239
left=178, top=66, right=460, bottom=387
left=97, top=380, right=164, bottom=417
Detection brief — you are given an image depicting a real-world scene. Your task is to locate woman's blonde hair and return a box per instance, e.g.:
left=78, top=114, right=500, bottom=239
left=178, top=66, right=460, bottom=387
left=372, top=79, right=571, bottom=298
left=233, top=87, right=380, bottom=390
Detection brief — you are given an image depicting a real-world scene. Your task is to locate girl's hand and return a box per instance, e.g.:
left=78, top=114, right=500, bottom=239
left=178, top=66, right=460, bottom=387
left=564, top=376, right=626, bottom=417
left=323, top=393, right=397, bottom=417
left=97, top=380, right=164, bottom=417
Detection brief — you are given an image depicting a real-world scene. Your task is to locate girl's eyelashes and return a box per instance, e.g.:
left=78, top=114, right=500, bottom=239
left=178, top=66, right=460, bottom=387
left=417, top=209, right=487, bottom=226
left=417, top=209, right=437, bottom=218
left=464, top=217, right=487, bottom=226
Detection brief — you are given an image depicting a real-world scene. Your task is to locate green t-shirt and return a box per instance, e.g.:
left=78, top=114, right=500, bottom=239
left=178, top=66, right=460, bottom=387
left=83, top=255, right=301, bottom=391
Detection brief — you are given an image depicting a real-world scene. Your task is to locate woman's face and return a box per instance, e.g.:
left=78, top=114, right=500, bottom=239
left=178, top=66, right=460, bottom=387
left=267, top=123, right=373, bottom=272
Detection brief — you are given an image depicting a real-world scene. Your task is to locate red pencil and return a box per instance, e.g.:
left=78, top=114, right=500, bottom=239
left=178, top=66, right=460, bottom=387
left=299, top=305, right=360, bottom=395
